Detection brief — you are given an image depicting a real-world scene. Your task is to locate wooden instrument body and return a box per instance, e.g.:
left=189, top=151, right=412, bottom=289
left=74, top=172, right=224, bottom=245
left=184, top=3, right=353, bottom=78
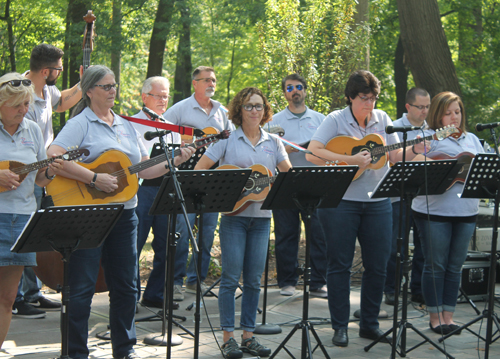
left=218, top=164, right=273, bottom=216
left=46, top=150, right=137, bottom=206
left=325, top=134, right=387, bottom=180
left=0, top=161, right=28, bottom=192
left=181, top=126, right=219, bottom=141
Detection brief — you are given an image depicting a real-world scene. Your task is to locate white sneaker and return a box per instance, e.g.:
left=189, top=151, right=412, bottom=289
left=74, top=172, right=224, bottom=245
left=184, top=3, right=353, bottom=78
left=173, top=284, right=184, bottom=301
left=280, top=286, right=295, bottom=296
left=310, top=285, right=328, bottom=298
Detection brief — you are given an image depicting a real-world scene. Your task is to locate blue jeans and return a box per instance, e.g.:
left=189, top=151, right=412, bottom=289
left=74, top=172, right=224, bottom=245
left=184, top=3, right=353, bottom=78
left=413, top=216, right=475, bottom=313
left=16, top=185, right=43, bottom=302
left=319, top=199, right=392, bottom=330
left=174, top=212, right=219, bottom=286
left=68, top=209, right=138, bottom=359
left=385, top=201, right=424, bottom=295
left=135, top=186, right=169, bottom=303
left=218, top=216, right=270, bottom=332
left=273, top=208, right=327, bottom=289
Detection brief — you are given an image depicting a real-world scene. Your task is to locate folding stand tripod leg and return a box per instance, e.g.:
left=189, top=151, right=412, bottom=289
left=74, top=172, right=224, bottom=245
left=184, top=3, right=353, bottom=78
left=459, top=287, right=481, bottom=315
left=270, top=205, right=330, bottom=359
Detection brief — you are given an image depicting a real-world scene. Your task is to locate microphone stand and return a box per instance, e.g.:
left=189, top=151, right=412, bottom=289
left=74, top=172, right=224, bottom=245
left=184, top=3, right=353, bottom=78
left=488, top=127, right=500, bottom=156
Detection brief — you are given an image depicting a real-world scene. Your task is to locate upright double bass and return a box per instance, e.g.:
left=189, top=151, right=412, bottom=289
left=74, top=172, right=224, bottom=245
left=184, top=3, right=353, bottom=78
left=34, top=11, right=107, bottom=293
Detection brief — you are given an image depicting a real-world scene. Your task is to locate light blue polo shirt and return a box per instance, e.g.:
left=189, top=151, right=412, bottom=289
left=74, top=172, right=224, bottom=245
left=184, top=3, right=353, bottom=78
left=204, top=126, right=288, bottom=218
left=311, top=106, right=399, bottom=202
left=163, top=94, right=235, bottom=132
left=411, top=131, right=484, bottom=217
left=51, top=107, right=148, bottom=209
left=0, top=119, right=46, bottom=215
left=266, top=106, right=325, bottom=166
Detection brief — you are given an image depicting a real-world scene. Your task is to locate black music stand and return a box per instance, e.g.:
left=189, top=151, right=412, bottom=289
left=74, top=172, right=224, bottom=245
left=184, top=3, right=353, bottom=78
left=263, top=165, right=358, bottom=359
left=11, top=205, right=124, bottom=359
left=149, top=168, right=251, bottom=359
left=439, top=154, right=500, bottom=358
left=365, top=160, right=458, bottom=359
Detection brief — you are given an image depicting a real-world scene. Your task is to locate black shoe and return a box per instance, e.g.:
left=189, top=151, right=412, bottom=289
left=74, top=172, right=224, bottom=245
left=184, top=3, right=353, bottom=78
left=222, top=337, right=243, bottom=358
left=359, top=328, right=392, bottom=343
left=411, top=293, right=425, bottom=304
left=384, top=292, right=395, bottom=305
left=241, top=336, right=271, bottom=357
left=429, top=322, right=451, bottom=334
left=448, top=324, right=462, bottom=335
left=332, top=328, right=348, bottom=347
left=12, top=300, right=46, bottom=319
left=141, top=298, right=179, bottom=310
left=29, top=296, right=61, bottom=311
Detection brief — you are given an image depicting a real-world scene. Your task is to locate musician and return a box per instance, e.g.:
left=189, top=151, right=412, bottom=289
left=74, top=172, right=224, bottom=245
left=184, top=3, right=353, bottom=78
left=306, top=70, right=428, bottom=347
left=411, top=92, right=483, bottom=335
left=0, top=72, right=63, bottom=348
left=163, top=66, right=235, bottom=300
left=384, top=87, right=429, bottom=306
left=14, top=43, right=83, bottom=318
left=265, top=73, right=327, bottom=297
left=46, top=65, right=194, bottom=359
left=195, top=87, right=291, bottom=358
left=132, top=76, right=181, bottom=308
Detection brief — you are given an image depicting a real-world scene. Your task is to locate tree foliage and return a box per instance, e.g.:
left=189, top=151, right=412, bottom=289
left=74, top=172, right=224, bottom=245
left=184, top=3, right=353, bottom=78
left=258, top=0, right=369, bottom=115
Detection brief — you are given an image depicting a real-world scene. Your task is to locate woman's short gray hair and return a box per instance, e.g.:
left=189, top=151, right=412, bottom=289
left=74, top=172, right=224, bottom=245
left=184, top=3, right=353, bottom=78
left=71, top=65, right=115, bottom=118
left=0, top=73, right=34, bottom=108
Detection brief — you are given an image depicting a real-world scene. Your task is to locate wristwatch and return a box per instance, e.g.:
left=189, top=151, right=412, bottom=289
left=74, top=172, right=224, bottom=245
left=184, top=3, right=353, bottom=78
left=89, top=173, right=98, bottom=188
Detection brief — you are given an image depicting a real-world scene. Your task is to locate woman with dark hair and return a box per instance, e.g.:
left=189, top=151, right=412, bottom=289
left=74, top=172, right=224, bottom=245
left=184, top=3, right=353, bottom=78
left=411, top=91, right=483, bottom=335
left=47, top=65, right=194, bottom=359
left=306, top=70, right=428, bottom=347
left=195, top=87, right=291, bottom=358
left=0, top=72, right=63, bottom=348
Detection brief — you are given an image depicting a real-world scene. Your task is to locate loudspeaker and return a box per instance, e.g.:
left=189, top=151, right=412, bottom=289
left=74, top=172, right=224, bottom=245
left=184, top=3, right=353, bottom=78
left=460, top=251, right=490, bottom=302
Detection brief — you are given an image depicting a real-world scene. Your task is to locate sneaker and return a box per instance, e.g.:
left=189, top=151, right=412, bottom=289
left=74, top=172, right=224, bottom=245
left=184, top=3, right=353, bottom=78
left=384, top=292, right=395, bottom=305
left=310, top=286, right=327, bottom=298
left=280, top=285, right=295, bottom=296
left=173, top=284, right=184, bottom=301
left=116, top=352, right=140, bottom=359
left=241, top=336, right=271, bottom=357
left=222, top=337, right=243, bottom=358
left=12, top=300, right=46, bottom=319
left=185, top=282, right=214, bottom=297
left=29, top=296, right=61, bottom=310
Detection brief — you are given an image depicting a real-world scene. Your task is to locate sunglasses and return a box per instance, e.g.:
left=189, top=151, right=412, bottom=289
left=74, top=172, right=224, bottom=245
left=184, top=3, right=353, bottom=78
left=286, top=84, right=304, bottom=92
left=94, top=83, right=119, bottom=91
left=0, top=79, right=32, bottom=88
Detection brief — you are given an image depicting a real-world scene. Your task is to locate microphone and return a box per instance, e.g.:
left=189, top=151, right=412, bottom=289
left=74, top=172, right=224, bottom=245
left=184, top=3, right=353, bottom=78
left=144, top=129, right=172, bottom=141
left=385, top=125, right=422, bottom=134
left=475, top=122, right=500, bottom=132
left=142, top=106, right=166, bottom=122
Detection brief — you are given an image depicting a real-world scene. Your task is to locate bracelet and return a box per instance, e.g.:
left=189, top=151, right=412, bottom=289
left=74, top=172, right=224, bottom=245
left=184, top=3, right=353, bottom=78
left=89, top=173, right=98, bottom=188
left=412, top=145, right=418, bottom=155
left=45, top=167, right=56, bottom=180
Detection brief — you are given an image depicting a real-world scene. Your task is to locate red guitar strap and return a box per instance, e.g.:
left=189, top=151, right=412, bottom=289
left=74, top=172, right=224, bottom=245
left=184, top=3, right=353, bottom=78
left=118, top=114, right=195, bottom=136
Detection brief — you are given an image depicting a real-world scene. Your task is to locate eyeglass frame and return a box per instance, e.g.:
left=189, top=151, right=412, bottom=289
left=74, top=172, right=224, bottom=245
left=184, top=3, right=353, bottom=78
left=0, top=79, right=32, bottom=88
left=408, top=103, right=430, bottom=111
left=94, top=83, right=119, bottom=91
left=146, top=93, right=171, bottom=101
left=242, top=104, right=264, bottom=111
left=358, top=94, right=379, bottom=103
left=46, top=66, right=64, bottom=72
left=286, top=84, right=305, bottom=92
left=194, top=77, right=217, bottom=84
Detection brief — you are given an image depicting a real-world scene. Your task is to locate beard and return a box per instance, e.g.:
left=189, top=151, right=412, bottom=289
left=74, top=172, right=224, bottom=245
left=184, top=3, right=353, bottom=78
left=291, top=94, right=304, bottom=106
left=205, top=88, right=215, bottom=98
left=46, top=76, right=58, bottom=86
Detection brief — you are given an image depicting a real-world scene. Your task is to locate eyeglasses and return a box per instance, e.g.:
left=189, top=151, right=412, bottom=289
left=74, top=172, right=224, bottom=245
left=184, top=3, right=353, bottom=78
left=243, top=104, right=264, bottom=111
left=359, top=95, right=379, bottom=103
left=195, top=77, right=217, bottom=84
left=286, top=84, right=304, bottom=92
left=46, top=66, right=63, bottom=71
left=0, top=79, right=32, bottom=88
left=94, top=83, right=119, bottom=91
left=146, top=93, right=171, bottom=101
left=409, top=104, right=430, bottom=111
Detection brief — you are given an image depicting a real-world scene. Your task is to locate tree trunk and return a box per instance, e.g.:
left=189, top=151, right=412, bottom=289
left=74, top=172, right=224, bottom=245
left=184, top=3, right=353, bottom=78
left=68, top=2, right=92, bottom=89
left=146, top=0, right=176, bottom=78
left=1, top=0, right=16, bottom=72
left=353, top=0, right=369, bottom=70
left=173, top=1, right=192, bottom=103
left=60, top=5, right=72, bottom=129
left=397, top=0, right=461, bottom=98
left=226, top=34, right=236, bottom=105
left=111, top=0, right=123, bottom=111
left=394, top=36, right=408, bottom=119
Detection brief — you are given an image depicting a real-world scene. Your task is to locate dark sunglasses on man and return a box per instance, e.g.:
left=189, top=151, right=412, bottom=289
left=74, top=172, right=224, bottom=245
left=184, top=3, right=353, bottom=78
left=0, top=79, right=32, bottom=88
left=286, top=84, right=304, bottom=92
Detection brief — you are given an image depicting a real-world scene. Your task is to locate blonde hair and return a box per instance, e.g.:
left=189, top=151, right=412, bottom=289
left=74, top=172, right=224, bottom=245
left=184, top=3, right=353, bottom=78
left=0, top=73, right=34, bottom=108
